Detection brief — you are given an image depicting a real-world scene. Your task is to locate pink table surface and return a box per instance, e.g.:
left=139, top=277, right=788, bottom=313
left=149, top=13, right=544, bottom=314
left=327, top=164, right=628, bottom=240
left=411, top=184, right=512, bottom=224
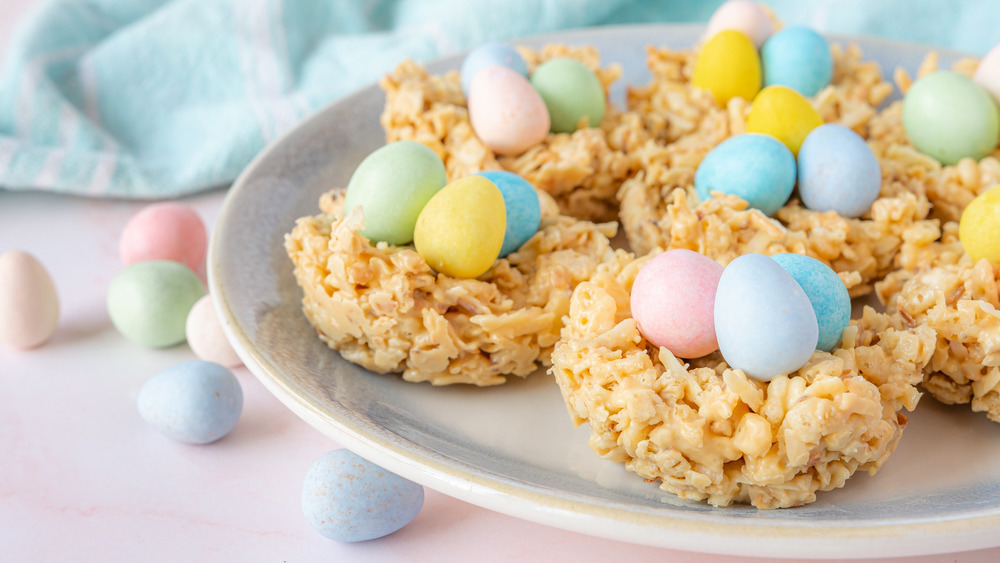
left=2, top=2, right=999, bottom=561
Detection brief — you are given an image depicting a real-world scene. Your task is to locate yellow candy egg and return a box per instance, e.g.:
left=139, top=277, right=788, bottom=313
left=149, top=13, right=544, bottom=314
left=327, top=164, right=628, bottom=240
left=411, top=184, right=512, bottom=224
left=414, top=176, right=506, bottom=278
left=746, top=85, right=823, bottom=155
left=959, top=184, right=1000, bottom=263
left=692, top=30, right=762, bottom=106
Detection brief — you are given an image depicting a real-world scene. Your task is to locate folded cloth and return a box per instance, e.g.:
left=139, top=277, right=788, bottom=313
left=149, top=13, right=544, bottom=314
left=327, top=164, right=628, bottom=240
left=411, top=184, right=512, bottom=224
left=0, top=0, right=997, bottom=198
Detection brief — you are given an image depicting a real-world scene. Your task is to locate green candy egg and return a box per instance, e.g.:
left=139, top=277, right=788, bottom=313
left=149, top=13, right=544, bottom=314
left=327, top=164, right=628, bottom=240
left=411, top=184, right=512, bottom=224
left=107, top=261, right=205, bottom=348
left=530, top=58, right=606, bottom=133
left=343, top=141, right=447, bottom=245
left=902, top=71, right=1000, bottom=165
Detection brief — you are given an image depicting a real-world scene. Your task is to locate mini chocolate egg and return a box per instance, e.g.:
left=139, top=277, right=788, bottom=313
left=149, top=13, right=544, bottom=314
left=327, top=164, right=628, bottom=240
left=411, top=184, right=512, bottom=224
left=694, top=133, right=796, bottom=216
left=797, top=124, right=881, bottom=218
left=137, top=360, right=243, bottom=444
left=746, top=85, right=823, bottom=156
left=903, top=71, right=1000, bottom=165
left=107, top=260, right=205, bottom=348
left=413, top=176, right=506, bottom=278
left=974, top=42, right=1000, bottom=102
left=692, top=30, right=762, bottom=106
left=714, top=253, right=819, bottom=381
left=302, top=449, right=424, bottom=542
left=119, top=202, right=207, bottom=272
left=630, top=249, right=723, bottom=358
left=530, top=57, right=606, bottom=133
left=469, top=66, right=550, bottom=155
left=704, top=0, right=774, bottom=48
left=770, top=253, right=850, bottom=352
left=475, top=170, right=541, bottom=257
left=761, top=27, right=833, bottom=97
left=186, top=295, right=242, bottom=368
left=460, top=42, right=528, bottom=98
left=959, top=184, right=1000, bottom=263
left=0, top=251, right=59, bottom=349
left=343, top=141, right=447, bottom=245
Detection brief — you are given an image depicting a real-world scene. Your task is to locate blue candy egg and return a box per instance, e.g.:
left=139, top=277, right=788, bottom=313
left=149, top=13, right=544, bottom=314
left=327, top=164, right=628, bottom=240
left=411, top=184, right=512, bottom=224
left=714, top=254, right=819, bottom=381
left=797, top=124, right=882, bottom=218
left=137, top=360, right=243, bottom=444
left=460, top=43, right=529, bottom=98
left=475, top=170, right=542, bottom=257
left=770, top=253, right=851, bottom=352
left=302, top=449, right=424, bottom=542
left=695, top=133, right=796, bottom=216
left=761, top=27, right=833, bottom=97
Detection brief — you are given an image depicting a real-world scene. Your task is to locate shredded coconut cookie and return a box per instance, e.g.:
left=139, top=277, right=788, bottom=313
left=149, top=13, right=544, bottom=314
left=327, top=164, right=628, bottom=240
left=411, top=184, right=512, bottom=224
left=552, top=253, right=935, bottom=509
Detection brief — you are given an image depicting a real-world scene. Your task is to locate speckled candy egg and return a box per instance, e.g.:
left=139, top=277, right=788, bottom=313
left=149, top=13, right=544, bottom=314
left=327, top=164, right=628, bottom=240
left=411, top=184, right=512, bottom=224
left=137, top=360, right=243, bottom=444
left=0, top=251, right=59, bottom=349
left=185, top=294, right=242, bottom=368
left=797, top=124, right=882, bottom=218
left=530, top=57, right=606, bottom=133
left=475, top=170, right=541, bottom=257
left=746, top=85, right=823, bottom=156
left=469, top=65, right=550, bottom=155
left=302, top=449, right=424, bottom=542
left=694, top=133, right=796, bottom=216
left=770, top=253, right=850, bottom=352
left=761, top=27, right=833, bottom=97
left=692, top=30, right=762, bottom=106
left=343, top=141, right=447, bottom=245
left=630, top=249, right=723, bottom=359
left=959, top=184, right=1000, bottom=262
left=119, top=202, right=207, bottom=272
left=704, top=0, right=774, bottom=48
left=973, top=42, right=1000, bottom=102
left=107, top=260, right=205, bottom=348
left=714, top=253, right=819, bottom=381
left=903, top=71, right=1000, bottom=165
left=460, top=42, right=528, bottom=97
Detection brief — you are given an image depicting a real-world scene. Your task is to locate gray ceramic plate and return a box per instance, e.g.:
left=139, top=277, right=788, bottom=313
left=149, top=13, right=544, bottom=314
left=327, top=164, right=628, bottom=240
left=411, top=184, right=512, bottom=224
left=210, top=24, right=1000, bottom=559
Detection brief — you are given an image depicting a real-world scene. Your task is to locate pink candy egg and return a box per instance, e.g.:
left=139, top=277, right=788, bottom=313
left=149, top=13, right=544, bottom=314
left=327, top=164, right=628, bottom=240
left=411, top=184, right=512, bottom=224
left=468, top=65, right=550, bottom=155
left=705, top=0, right=774, bottom=48
left=0, top=251, right=59, bottom=349
left=185, top=294, right=242, bottom=368
left=630, top=249, right=723, bottom=359
left=120, top=202, right=207, bottom=272
left=974, top=42, right=1000, bottom=102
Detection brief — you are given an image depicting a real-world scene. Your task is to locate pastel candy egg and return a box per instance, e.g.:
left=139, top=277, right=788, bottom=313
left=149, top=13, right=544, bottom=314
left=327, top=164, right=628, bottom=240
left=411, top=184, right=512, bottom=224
left=973, top=42, right=1000, bottom=102
left=959, top=184, right=1000, bottom=262
left=902, top=71, right=1000, bottom=165
left=797, top=124, right=882, bottom=218
left=692, top=30, right=762, bottom=106
left=746, top=85, right=823, bottom=156
left=302, top=449, right=424, bottom=542
left=460, top=42, right=528, bottom=98
left=694, top=133, right=796, bottom=216
left=714, top=254, right=819, bottom=381
left=414, top=176, right=506, bottom=278
left=469, top=66, right=550, bottom=155
left=186, top=295, right=242, bottom=368
left=530, top=57, right=606, bottom=133
left=761, top=27, right=833, bottom=97
left=137, top=360, right=243, bottom=444
left=630, top=249, right=723, bottom=358
left=704, top=0, right=774, bottom=48
left=475, top=170, right=541, bottom=257
left=770, top=253, right=850, bottom=352
left=107, top=260, right=205, bottom=348
left=0, top=251, right=59, bottom=349
left=120, top=202, right=207, bottom=273
left=343, top=141, right=447, bottom=245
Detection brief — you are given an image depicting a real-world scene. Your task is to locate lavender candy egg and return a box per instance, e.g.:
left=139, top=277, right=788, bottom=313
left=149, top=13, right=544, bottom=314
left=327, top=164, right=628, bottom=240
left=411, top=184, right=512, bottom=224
left=770, top=253, right=851, bottom=352
left=137, top=360, right=243, bottom=444
left=460, top=42, right=528, bottom=98
left=797, top=124, right=882, bottom=218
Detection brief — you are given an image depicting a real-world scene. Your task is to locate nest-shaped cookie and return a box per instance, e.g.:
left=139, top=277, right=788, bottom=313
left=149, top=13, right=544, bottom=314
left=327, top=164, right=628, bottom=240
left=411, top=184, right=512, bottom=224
left=550, top=253, right=935, bottom=509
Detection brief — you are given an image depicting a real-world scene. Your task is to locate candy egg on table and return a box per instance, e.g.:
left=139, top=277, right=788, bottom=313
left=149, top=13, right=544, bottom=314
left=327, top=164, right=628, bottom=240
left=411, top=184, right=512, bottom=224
left=460, top=42, right=528, bottom=98
left=413, top=175, right=506, bottom=278
left=902, top=70, right=1000, bottom=165
left=761, top=27, right=833, bottom=97
left=529, top=57, right=606, bottom=133
left=714, top=253, right=819, bottom=381
left=186, top=294, right=242, bottom=368
left=973, top=42, right=1000, bottom=102
left=119, top=202, right=207, bottom=272
left=630, top=249, right=724, bottom=359
left=0, top=250, right=59, bottom=349
left=746, top=85, right=824, bottom=156
left=107, top=260, right=205, bottom=348
left=959, top=184, right=1000, bottom=262
left=137, top=360, right=243, bottom=444
left=468, top=65, right=550, bottom=155
left=302, top=449, right=424, bottom=542
left=475, top=170, right=541, bottom=257
left=694, top=133, right=796, bottom=216
left=342, top=140, right=447, bottom=245
left=704, top=0, right=773, bottom=48
left=692, top=29, right=762, bottom=106
left=770, top=253, right=850, bottom=352
left=797, top=123, right=882, bottom=218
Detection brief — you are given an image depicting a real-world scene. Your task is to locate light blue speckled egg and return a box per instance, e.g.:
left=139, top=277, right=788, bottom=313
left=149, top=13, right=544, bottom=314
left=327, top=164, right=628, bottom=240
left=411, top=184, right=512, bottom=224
left=475, top=170, right=542, bottom=257
left=137, top=360, right=243, bottom=444
left=770, top=253, right=851, bottom=352
left=460, top=42, right=528, bottom=98
left=798, top=124, right=882, bottom=218
left=302, top=449, right=424, bottom=542
left=695, top=133, right=796, bottom=216
left=714, top=254, right=819, bottom=381
left=761, top=27, right=833, bottom=97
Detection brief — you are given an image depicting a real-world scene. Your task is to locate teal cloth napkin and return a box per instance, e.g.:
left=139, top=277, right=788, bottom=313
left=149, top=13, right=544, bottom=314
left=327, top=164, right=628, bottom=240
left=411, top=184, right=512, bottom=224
left=0, top=0, right=997, bottom=198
